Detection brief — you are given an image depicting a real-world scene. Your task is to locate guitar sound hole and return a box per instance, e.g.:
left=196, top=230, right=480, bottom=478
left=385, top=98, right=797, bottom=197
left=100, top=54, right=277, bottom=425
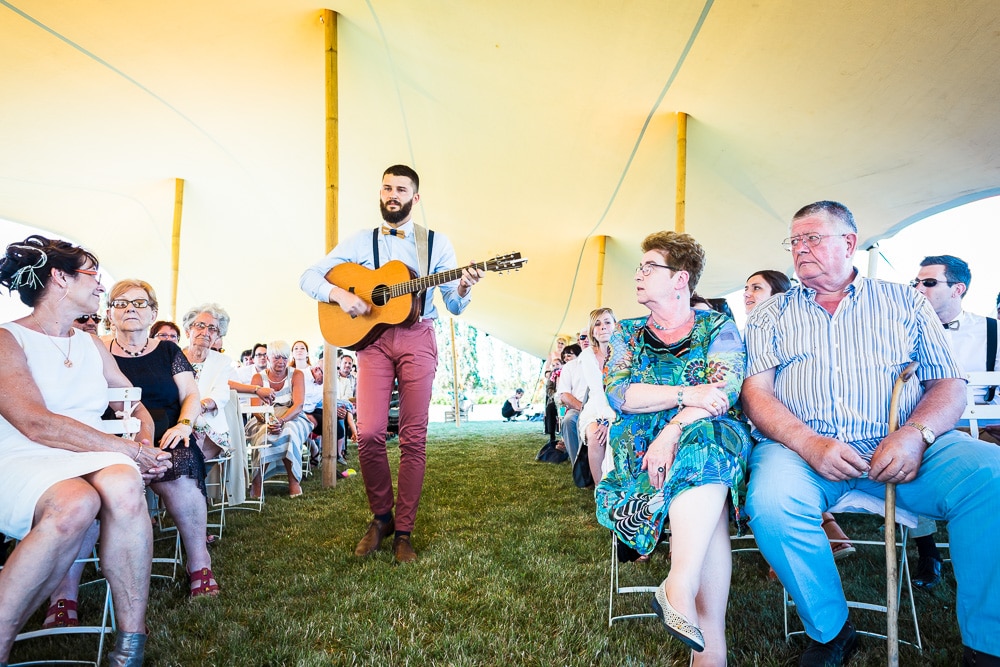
left=372, top=285, right=391, bottom=307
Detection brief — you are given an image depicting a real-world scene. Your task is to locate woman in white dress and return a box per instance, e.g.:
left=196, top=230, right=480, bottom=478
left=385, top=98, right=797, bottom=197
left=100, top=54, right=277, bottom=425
left=0, top=235, right=170, bottom=667
left=181, top=304, right=235, bottom=462
left=248, top=340, right=312, bottom=498
left=577, top=307, right=617, bottom=485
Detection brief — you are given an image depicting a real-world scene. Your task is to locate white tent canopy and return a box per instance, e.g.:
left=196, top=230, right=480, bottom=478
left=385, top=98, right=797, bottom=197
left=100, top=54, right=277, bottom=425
left=3, top=1, right=1000, bottom=356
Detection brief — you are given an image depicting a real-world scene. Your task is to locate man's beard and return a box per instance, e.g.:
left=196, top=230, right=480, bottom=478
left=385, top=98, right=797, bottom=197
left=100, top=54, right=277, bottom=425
left=380, top=197, right=413, bottom=224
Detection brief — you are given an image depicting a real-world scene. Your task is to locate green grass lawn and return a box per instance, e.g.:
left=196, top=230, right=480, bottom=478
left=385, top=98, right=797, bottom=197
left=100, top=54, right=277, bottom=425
left=11, top=421, right=963, bottom=666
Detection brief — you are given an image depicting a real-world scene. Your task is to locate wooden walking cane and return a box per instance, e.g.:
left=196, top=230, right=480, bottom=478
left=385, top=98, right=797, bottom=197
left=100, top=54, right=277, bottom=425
left=885, top=361, right=918, bottom=667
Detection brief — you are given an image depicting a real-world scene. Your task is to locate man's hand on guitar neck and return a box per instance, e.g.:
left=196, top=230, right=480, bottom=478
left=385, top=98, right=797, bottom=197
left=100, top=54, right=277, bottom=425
left=457, top=265, right=484, bottom=298
left=328, top=285, right=372, bottom=317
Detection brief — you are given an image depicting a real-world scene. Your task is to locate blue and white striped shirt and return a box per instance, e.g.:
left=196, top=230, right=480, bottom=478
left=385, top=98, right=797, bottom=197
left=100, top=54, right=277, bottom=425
left=745, top=272, right=963, bottom=459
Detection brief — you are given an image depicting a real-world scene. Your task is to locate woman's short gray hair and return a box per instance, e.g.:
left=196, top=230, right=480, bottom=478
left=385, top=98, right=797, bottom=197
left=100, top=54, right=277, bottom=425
left=182, top=303, right=231, bottom=337
left=268, top=340, right=291, bottom=359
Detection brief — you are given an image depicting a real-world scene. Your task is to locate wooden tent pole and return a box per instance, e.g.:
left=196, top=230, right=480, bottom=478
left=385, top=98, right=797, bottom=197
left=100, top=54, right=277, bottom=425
left=170, top=178, right=184, bottom=322
left=451, top=319, right=461, bottom=426
left=595, top=235, right=607, bottom=307
left=675, top=112, right=687, bottom=234
left=321, top=8, right=340, bottom=488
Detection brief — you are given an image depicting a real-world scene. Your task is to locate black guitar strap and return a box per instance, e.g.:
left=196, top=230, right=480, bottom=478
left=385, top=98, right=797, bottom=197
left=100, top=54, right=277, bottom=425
left=371, top=227, right=436, bottom=316
left=987, top=317, right=997, bottom=402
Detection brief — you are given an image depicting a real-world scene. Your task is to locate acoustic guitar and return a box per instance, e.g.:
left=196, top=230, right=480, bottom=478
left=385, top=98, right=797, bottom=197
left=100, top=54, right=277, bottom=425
left=318, top=252, right=526, bottom=350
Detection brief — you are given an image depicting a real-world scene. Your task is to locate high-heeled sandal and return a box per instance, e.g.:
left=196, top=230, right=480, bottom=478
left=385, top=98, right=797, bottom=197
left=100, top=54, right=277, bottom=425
left=42, top=599, right=79, bottom=629
left=188, top=567, right=220, bottom=599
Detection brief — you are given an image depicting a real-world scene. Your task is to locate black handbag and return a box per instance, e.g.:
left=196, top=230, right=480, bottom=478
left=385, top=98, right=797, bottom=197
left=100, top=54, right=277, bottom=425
left=572, top=443, right=594, bottom=488
left=536, top=439, right=568, bottom=464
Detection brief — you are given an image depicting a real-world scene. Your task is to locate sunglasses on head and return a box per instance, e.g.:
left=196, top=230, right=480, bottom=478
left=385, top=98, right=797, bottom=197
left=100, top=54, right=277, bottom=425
left=75, top=314, right=100, bottom=324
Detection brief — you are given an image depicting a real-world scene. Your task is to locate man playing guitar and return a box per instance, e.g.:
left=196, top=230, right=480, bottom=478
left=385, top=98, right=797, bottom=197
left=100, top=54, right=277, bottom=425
left=300, top=164, right=482, bottom=563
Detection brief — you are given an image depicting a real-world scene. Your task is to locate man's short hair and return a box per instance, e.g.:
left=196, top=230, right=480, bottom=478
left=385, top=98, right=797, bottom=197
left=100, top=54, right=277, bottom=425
left=920, top=254, right=971, bottom=294
left=515, top=388, right=524, bottom=395
left=792, top=200, right=857, bottom=232
left=384, top=164, right=420, bottom=193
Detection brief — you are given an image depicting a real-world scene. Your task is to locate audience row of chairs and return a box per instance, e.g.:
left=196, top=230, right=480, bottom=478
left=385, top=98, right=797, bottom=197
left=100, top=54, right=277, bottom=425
left=5, top=386, right=298, bottom=666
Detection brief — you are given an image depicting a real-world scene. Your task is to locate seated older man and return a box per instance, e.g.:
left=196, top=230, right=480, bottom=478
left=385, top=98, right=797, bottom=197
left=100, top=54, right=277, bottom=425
left=743, top=201, right=1000, bottom=667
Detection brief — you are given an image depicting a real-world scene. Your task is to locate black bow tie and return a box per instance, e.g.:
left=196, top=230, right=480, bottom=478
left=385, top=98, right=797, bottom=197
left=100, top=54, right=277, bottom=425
left=943, top=320, right=960, bottom=330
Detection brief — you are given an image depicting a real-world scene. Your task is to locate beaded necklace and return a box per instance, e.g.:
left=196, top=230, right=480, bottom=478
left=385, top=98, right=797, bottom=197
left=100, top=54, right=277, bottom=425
left=647, top=309, right=693, bottom=332
left=114, top=336, right=149, bottom=357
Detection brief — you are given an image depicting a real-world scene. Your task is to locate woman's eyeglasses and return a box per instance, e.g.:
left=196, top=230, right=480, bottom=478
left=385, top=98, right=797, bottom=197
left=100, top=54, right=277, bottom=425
left=154, top=332, right=179, bottom=341
left=635, top=262, right=679, bottom=276
left=76, top=268, right=102, bottom=282
left=190, top=322, right=221, bottom=334
left=109, top=298, right=151, bottom=309
left=75, top=314, right=100, bottom=324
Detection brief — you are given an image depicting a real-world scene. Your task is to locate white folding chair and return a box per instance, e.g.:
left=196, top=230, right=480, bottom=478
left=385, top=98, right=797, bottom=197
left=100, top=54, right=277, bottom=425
left=241, top=400, right=275, bottom=509
left=782, top=490, right=922, bottom=652
left=5, top=387, right=141, bottom=665
left=959, top=371, right=1000, bottom=438
left=6, top=547, right=115, bottom=667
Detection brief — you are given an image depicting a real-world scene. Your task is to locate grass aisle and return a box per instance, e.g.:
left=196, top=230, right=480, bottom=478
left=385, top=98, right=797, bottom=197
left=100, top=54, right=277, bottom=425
left=13, top=421, right=963, bottom=665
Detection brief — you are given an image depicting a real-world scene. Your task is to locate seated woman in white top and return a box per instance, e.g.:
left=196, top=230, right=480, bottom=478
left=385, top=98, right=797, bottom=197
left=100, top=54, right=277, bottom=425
left=576, top=307, right=617, bottom=485
left=0, top=235, right=171, bottom=667
left=181, top=304, right=237, bottom=461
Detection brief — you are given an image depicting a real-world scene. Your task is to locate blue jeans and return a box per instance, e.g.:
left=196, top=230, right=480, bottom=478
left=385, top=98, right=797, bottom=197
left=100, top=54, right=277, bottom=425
left=560, top=408, right=581, bottom=462
left=747, top=431, right=1000, bottom=654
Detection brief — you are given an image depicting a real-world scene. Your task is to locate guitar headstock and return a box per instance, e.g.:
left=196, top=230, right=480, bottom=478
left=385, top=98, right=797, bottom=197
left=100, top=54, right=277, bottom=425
left=483, top=252, right=527, bottom=273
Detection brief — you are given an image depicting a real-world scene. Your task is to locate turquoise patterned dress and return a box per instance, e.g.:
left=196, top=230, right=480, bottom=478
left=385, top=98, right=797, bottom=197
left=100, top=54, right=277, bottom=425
left=595, top=311, right=753, bottom=556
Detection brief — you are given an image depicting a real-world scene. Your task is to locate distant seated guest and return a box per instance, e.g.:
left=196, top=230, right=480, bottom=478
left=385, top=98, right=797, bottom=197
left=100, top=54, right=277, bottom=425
left=247, top=340, right=311, bottom=498
left=502, top=388, right=527, bottom=420
left=151, top=319, right=180, bottom=343
left=338, top=354, right=357, bottom=401
left=556, top=343, right=585, bottom=461
left=73, top=312, right=100, bottom=335
left=181, top=304, right=235, bottom=461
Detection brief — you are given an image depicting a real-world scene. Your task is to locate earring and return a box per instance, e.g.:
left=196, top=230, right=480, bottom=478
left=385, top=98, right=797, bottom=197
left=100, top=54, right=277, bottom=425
left=676, top=293, right=681, bottom=300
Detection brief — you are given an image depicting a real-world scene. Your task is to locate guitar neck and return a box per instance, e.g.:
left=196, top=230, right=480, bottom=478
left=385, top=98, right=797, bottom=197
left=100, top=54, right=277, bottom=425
left=391, top=261, right=487, bottom=298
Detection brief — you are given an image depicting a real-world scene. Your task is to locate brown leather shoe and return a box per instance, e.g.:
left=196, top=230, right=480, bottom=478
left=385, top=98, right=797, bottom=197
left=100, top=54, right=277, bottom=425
left=393, top=534, right=417, bottom=564
left=354, top=517, right=394, bottom=557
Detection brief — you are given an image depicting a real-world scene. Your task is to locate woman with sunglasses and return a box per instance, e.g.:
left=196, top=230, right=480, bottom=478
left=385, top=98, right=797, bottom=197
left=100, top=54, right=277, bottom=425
left=104, top=279, right=220, bottom=599
left=0, top=236, right=170, bottom=666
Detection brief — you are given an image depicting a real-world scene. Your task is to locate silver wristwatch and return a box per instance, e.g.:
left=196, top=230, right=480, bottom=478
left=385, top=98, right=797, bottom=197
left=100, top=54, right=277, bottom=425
left=904, top=421, right=936, bottom=445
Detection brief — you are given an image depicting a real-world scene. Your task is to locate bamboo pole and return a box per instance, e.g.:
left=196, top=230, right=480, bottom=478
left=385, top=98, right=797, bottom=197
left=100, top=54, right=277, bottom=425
left=321, top=8, right=340, bottom=488
left=595, top=235, right=607, bottom=307
left=675, top=112, right=687, bottom=233
left=451, top=319, right=460, bottom=426
left=886, top=360, right=918, bottom=666
left=170, top=178, right=184, bottom=322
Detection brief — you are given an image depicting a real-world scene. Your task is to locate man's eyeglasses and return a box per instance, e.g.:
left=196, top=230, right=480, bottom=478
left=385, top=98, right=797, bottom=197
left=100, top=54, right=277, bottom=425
left=109, top=298, right=151, bottom=309
left=635, top=262, right=680, bottom=276
left=253, top=352, right=268, bottom=358
left=190, top=321, right=221, bottom=334
left=154, top=332, right=179, bottom=341
left=781, top=234, right=848, bottom=251
left=909, top=278, right=956, bottom=289
left=75, top=314, right=100, bottom=324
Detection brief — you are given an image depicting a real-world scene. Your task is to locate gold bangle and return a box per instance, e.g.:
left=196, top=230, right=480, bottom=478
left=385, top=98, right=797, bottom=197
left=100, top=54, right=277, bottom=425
left=134, top=444, right=143, bottom=461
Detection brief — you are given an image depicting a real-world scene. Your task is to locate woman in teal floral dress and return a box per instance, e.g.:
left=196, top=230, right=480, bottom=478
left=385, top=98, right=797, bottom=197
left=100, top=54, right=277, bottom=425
left=595, top=231, right=752, bottom=665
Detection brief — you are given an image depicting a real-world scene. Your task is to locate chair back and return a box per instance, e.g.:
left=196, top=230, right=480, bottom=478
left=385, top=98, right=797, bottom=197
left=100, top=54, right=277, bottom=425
left=959, top=371, right=1000, bottom=438
left=102, top=386, right=142, bottom=438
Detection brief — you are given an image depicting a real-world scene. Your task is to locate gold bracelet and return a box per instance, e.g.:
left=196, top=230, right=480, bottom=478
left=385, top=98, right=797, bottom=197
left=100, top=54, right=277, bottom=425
left=133, top=444, right=143, bottom=461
